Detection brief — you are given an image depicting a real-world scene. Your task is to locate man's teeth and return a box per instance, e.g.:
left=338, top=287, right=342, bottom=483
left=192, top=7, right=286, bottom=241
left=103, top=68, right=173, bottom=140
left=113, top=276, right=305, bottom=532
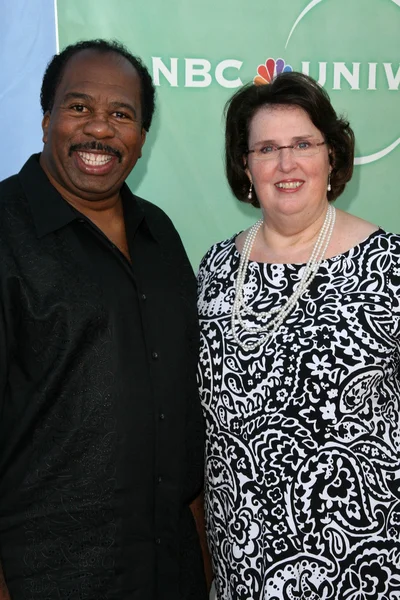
left=78, top=152, right=113, bottom=166
left=276, top=181, right=303, bottom=189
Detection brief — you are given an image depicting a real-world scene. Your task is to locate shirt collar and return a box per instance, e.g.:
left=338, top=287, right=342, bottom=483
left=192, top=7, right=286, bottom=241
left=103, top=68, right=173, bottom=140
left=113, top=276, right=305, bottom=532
left=18, top=154, right=157, bottom=243
left=18, top=154, right=77, bottom=238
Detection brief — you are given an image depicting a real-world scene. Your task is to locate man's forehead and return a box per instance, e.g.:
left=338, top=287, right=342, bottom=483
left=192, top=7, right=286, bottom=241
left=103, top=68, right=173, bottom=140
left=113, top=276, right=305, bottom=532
left=57, top=49, right=140, bottom=94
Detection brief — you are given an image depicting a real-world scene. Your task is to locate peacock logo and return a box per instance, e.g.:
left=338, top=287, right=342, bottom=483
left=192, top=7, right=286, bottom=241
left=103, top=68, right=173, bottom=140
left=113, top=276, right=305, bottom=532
left=253, top=58, right=293, bottom=85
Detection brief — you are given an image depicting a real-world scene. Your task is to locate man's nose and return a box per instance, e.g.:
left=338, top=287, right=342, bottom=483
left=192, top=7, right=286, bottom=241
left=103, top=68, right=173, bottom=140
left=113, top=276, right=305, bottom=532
left=83, top=114, right=116, bottom=138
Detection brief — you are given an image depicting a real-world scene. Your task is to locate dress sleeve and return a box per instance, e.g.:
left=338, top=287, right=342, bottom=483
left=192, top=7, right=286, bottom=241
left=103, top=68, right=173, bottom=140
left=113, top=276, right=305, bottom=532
left=388, top=234, right=400, bottom=341
left=196, top=247, right=214, bottom=301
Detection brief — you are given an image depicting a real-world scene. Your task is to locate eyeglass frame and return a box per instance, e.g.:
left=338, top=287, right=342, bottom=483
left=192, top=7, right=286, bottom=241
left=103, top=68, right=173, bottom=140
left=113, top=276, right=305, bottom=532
left=246, top=140, right=327, bottom=161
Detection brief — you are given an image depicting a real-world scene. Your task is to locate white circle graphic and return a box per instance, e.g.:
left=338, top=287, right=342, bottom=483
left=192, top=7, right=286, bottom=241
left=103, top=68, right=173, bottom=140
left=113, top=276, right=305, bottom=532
left=354, top=137, right=400, bottom=165
left=285, top=0, right=400, bottom=165
left=285, top=0, right=324, bottom=49
left=286, top=0, right=400, bottom=48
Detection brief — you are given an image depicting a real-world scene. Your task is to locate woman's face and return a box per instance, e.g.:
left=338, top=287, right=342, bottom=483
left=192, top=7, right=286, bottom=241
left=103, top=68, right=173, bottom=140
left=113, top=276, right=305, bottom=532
left=245, top=105, right=331, bottom=221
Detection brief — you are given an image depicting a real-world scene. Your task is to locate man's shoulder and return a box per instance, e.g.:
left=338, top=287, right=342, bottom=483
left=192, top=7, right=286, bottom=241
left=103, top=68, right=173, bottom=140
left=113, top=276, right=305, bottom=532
left=134, top=194, right=175, bottom=228
left=0, top=172, right=23, bottom=200
left=0, top=172, right=27, bottom=226
left=0, top=168, right=33, bottom=247
left=126, top=191, right=193, bottom=270
left=0, top=154, right=43, bottom=205
left=128, top=191, right=181, bottom=244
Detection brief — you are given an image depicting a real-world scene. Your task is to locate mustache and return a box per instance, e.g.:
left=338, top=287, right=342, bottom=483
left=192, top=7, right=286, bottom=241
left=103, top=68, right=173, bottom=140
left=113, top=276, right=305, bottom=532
left=69, top=141, right=122, bottom=162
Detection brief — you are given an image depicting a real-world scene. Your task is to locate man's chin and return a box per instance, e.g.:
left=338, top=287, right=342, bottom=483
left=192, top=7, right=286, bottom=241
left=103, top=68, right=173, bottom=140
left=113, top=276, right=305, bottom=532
left=54, top=176, right=123, bottom=206
left=69, top=182, right=123, bottom=203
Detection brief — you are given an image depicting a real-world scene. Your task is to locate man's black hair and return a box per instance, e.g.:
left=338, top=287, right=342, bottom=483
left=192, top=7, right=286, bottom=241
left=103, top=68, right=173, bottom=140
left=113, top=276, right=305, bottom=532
left=40, top=39, right=155, bottom=132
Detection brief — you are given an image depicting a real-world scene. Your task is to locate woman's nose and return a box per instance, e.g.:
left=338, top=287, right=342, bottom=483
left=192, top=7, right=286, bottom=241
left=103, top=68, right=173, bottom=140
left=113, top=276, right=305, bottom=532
left=278, top=146, right=297, bottom=171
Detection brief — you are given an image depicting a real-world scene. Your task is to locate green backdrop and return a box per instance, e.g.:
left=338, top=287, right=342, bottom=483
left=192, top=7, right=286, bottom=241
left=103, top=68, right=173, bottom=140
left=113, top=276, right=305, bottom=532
left=56, top=0, right=400, bottom=268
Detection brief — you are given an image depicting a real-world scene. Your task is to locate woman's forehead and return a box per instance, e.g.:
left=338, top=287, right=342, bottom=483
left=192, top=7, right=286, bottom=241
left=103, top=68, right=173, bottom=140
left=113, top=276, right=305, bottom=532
left=248, top=105, right=320, bottom=140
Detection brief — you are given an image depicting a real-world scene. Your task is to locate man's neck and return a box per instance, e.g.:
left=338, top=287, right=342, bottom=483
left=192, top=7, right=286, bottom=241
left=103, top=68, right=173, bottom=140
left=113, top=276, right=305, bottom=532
left=41, top=164, right=131, bottom=260
left=39, top=154, right=124, bottom=222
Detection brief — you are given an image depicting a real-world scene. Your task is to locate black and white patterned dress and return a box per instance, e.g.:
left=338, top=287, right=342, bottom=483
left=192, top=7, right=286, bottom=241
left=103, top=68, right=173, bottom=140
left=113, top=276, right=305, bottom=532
left=197, top=230, right=400, bottom=600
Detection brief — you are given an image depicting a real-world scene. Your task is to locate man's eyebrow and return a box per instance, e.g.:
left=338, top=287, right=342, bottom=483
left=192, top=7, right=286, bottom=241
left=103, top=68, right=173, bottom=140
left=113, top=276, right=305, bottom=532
left=109, top=101, right=138, bottom=119
left=62, top=92, right=93, bottom=103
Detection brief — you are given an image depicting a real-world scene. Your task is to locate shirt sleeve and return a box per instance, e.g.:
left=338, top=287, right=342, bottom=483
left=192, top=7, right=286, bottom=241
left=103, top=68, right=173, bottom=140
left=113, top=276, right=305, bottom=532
left=0, top=285, right=11, bottom=418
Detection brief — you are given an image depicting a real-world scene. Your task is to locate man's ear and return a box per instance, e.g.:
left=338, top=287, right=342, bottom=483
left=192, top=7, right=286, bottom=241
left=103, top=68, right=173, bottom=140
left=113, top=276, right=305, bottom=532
left=42, top=112, right=51, bottom=144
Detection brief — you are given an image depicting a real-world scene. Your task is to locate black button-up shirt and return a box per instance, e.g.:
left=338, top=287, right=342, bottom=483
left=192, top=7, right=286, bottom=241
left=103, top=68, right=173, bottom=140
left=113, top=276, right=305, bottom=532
left=0, top=155, right=206, bottom=600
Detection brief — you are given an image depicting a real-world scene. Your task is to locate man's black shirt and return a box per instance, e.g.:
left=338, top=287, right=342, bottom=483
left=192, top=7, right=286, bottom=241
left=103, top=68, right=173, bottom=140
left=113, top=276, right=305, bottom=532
left=0, top=155, right=207, bottom=599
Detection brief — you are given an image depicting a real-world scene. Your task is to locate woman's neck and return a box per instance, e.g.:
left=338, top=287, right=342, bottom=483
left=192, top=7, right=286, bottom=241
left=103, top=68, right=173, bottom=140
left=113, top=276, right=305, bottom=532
left=251, top=203, right=330, bottom=264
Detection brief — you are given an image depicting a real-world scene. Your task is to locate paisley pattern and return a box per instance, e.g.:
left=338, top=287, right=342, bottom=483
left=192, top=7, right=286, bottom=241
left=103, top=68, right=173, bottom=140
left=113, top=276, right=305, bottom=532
left=197, top=230, right=400, bottom=599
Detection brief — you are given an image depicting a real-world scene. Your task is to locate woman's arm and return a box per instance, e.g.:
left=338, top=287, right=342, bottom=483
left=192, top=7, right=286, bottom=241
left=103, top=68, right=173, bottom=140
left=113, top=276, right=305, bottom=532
left=190, top=491, right=213, bottom=592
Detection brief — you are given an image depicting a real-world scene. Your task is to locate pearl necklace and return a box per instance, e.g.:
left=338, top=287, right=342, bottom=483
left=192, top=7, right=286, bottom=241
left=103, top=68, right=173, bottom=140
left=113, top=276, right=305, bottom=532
left=231, top=204, right=336, bottom=351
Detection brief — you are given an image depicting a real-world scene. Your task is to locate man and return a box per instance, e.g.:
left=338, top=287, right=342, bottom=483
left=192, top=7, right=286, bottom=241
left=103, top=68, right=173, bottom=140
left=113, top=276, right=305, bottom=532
left=0, top=40, right=208, bottom=599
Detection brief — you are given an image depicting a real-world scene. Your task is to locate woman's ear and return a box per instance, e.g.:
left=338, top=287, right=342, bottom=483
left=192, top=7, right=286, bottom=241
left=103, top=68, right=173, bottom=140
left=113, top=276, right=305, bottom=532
left=328, top=147, right=335, bottom=173
left=243, top=156, right=253, bottom=184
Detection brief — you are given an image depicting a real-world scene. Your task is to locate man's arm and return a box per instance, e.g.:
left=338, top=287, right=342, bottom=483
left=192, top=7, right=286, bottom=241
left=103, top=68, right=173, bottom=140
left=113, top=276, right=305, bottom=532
left=190, top=491, right=213, bottom=592
left=0, top=262, right=11, bottom=599
left=0, top=562, right=10, bottom=600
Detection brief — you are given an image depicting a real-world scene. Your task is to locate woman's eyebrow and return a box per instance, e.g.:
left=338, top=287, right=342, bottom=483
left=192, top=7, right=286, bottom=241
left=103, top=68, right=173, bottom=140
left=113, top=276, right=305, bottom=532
left=252, top=134, right=317, bottom=145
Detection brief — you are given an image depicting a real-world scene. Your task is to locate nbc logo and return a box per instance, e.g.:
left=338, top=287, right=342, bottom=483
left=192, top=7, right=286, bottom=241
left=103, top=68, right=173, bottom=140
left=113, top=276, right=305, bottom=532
left=254, top=58, right=293, bottom=85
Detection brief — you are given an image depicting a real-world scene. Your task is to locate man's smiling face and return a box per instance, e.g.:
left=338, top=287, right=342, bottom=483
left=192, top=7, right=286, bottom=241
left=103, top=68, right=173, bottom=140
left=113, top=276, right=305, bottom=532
left=40, top=49, right=146, bottom=204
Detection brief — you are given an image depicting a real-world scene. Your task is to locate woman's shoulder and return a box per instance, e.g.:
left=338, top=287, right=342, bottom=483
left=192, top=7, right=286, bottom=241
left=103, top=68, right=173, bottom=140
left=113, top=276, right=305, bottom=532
left=198, top=233, right=239, bottom=270
left=331, top=209, right=378, bottom=251
left=329, top=209, right=400, bottom=257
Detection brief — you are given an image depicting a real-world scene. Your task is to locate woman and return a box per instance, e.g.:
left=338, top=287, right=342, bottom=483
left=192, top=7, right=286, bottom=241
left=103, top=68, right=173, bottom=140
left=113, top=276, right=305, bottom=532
left=197, top=72, right=400, bottom=600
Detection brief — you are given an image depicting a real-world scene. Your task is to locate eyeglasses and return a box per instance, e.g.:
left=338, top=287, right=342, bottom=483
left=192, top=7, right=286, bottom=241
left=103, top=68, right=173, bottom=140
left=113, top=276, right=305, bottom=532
left=247, top=140, right=326, bottom=161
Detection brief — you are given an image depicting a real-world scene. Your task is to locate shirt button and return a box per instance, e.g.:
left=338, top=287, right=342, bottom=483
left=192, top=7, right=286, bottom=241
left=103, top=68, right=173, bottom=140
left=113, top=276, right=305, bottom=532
left=141, top=293, right=147, bottom=301
left=157, top=475, right=163, bottom=484
left=152, top=351, right=159, bottom=360
left=155, top=537, right=161, bottom=545
left=159, top=413, right=165, bottom=421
